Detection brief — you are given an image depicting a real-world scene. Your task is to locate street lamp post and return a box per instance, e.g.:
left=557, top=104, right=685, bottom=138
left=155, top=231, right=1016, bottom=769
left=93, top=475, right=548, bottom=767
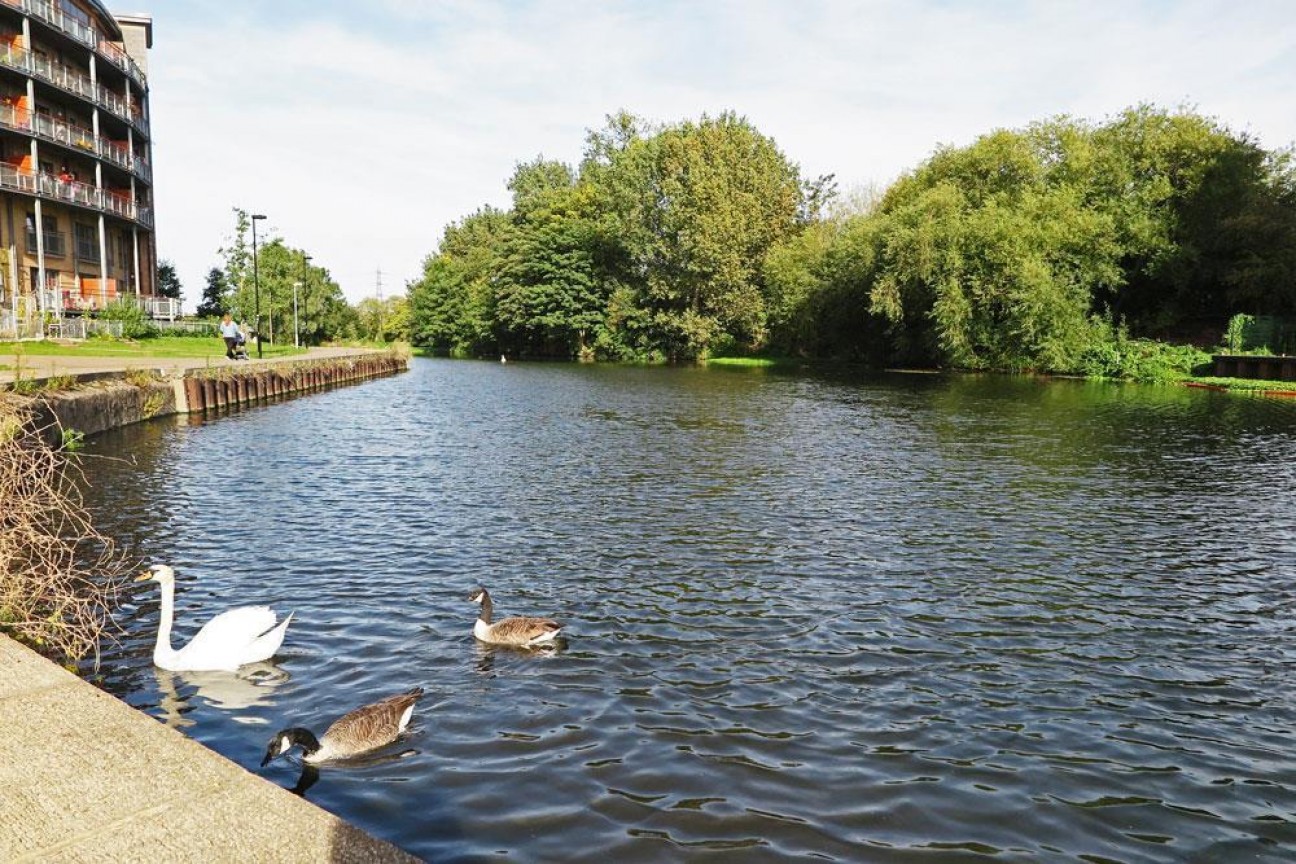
left=251, top=213, right=266, bottom=358
left=295, top=254, right=311, bottom=348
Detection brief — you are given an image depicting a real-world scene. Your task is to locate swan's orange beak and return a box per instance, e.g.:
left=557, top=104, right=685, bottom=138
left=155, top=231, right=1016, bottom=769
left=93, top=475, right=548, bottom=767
left=134, top=569, right=154, bottom=582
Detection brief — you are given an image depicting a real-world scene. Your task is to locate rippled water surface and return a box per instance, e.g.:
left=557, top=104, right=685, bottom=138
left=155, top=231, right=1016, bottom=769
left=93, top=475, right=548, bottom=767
left=81, top=359, right=1296, bottom=862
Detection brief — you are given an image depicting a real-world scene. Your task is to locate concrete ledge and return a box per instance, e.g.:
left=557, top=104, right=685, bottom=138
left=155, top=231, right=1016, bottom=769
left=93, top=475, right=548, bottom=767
left=0, top=636, right=420, bottom=863
left=1, top=349, right=408, bottom=443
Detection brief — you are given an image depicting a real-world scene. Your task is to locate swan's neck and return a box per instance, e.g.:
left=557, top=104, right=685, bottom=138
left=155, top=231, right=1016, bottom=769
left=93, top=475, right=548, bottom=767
left=477, top=593, right=493, bottom=625
left=153, top=578, right=177, bottom=662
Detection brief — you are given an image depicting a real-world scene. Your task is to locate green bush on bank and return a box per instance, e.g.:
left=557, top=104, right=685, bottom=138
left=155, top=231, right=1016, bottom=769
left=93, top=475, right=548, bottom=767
left=96, top=300, right=158, bottom=339
left=410, top=105, right=1296, bottom=372
left=1076, top=321, right=1212, bottom=383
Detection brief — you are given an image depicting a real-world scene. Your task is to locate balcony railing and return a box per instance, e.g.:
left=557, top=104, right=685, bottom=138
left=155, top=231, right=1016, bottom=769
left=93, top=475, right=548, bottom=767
left=95, top=37, right=146, bottom=90
left=124, top=293, right=180, bottom=321
left=0, top=102, right=153, bottom=183
left=0, top=42, right=149, bottom=136
left=0, top=0, right=147, bottom=89
left=0, top=163, right=153, bottom=227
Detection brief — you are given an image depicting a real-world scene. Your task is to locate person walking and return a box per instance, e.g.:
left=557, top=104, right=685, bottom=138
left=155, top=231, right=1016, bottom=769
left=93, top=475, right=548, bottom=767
left=219, top=313, right=240, bottom=360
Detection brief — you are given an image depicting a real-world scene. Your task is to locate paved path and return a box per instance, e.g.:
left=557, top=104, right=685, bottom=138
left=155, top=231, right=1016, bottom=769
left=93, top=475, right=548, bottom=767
left=0, top=635, right=420, bottom=863
left=0, top=346, right=382, bottom=385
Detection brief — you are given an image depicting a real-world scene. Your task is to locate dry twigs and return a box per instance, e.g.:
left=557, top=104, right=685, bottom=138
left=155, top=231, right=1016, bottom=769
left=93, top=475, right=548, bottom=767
left=0, top=395, right=130, bottom=663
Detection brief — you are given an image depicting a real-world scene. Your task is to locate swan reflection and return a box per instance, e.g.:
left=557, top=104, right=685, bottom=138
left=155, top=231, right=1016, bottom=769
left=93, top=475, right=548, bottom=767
left=153, top=661, right=292, bottom=728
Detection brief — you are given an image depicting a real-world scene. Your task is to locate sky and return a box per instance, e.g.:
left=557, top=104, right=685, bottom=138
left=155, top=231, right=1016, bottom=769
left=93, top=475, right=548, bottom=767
left=136, top=0, right=1296, bottom=310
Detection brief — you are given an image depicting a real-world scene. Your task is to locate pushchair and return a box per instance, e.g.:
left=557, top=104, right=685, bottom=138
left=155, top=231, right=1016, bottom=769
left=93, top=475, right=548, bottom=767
left=232, top=331, right=250, bottom=360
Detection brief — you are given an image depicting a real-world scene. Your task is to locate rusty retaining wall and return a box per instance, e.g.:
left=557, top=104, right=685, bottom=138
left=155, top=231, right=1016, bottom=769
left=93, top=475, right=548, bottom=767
left=178, top=354, right=407, bottom=413
left=31, top=380, right=177, bottom=442
left=15, top=353, right=407, bottom=445
left=1211, top=354, right=1296, bottom=382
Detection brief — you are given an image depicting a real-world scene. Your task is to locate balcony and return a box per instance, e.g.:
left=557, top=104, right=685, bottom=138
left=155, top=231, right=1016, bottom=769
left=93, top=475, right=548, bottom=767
left=0, top=102, right=152, bottom=183
left=128, top=293, right=180, bottom=321
left=0, top=0, right=147, bottom=90
left=0, top=163, right=153, bottom=227
left=0, top=42, right=149, bottom=137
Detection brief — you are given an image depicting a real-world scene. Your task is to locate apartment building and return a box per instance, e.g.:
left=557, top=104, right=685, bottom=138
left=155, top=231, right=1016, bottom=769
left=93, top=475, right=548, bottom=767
left=0, top=0, right=160, bottom=338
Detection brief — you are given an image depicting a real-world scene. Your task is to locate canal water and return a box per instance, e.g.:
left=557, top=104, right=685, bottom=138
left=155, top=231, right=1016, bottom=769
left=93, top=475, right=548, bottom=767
left=80, top=358, right=1296, bottom=862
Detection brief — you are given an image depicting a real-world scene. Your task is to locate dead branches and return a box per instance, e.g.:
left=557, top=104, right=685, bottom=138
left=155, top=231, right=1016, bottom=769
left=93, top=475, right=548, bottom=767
left=0, top=395, right=130, bottom=663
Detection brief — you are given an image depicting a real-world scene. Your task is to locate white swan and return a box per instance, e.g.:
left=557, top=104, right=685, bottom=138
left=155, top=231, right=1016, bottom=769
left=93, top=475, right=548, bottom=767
left=135, top=564, right=293, bottom=672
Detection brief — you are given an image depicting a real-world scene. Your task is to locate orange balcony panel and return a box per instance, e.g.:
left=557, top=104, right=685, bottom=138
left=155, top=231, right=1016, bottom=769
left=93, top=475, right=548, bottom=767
left=80, top=278, right=119, bottom=298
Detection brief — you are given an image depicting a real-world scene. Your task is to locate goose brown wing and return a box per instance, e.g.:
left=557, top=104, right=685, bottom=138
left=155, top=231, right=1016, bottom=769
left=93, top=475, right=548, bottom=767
left=321, top=687, right=424, bottom=756
left=492, top=616, right=562, bottom=642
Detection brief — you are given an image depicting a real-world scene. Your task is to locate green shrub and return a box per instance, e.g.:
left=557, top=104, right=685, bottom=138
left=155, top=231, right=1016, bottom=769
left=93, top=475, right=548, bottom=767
left=1224, top=313, right=1255, bottom=352
left=1078, top=319, right=1211, bottom=383
left=96, top=300, right=158, bottom=339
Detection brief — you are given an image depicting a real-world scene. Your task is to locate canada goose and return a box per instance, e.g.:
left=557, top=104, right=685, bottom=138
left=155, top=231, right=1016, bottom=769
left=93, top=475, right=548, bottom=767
left=135, top=564, right=293, bottom=672
left=468, top=586, right=562, bottom=647
left=262, top=687, right=425, bottom=765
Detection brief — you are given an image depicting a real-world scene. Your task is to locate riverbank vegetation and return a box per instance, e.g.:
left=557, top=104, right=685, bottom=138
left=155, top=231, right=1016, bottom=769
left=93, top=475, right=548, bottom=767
left=197, top=210, right=359, bottom=346
left=408, top=105, right=1296, bottom=379
left=0, top=334, right=307, bottom=361
left=0, top=397, right=130, bottom=662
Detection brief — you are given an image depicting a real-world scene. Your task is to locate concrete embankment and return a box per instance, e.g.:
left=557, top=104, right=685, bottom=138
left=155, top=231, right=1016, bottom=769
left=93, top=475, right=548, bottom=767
left=1, top=349, right=408, bottom=441
left=1, top=348, right=419, bottom=861
left=0, top=635, right=419, bottom=863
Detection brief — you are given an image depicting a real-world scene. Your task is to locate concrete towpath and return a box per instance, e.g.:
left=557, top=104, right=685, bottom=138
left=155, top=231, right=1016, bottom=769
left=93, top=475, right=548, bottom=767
left=0, top=635, right=420, bottom=863
left=0, top=346, right=382, bottom=386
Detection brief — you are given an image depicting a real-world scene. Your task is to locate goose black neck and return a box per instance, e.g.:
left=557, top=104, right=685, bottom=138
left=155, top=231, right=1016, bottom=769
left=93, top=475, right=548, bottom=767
left=286, top=727, right=322, bottom=755
left=478, top=591, right=493, bottom=625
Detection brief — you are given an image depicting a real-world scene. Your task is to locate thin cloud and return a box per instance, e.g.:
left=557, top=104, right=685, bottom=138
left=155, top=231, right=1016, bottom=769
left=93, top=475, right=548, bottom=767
left=143, top=0, right=1296, bottom=309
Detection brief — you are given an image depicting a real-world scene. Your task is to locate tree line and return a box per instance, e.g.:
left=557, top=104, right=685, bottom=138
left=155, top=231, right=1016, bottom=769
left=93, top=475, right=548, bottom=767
left=408, top=105, right=1296, bottom=372
left=190, top=209, right=411, bottom=345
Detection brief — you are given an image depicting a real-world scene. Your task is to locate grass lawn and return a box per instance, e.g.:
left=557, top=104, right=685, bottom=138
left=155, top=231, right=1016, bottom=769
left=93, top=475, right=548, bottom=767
left=0, top=335, right=308, bottom=361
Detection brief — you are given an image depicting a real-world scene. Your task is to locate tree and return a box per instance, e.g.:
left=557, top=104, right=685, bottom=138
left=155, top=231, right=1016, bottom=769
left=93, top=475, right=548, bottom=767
left=596, top=112, right=803, bottom=358
left=196, top=267, right=227, bottom=318
left=865, top=122, right=1124, bottom=369
left=408, top=207, right=513, bottom=355
left=492, top=161, right=611, bottom=358
left=356, top=295, right=411, bottom=343
left=156, top=259, right=182, bottom=301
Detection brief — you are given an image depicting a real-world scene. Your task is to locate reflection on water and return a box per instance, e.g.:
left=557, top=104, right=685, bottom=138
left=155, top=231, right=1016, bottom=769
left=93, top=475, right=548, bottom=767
left=471, top=640, right=567, bottom=677
left=79, top=360, right=1296, bottom=862
left=152, top=661, right=291, bottom=729
left=270, top=746, right=421, bottom=799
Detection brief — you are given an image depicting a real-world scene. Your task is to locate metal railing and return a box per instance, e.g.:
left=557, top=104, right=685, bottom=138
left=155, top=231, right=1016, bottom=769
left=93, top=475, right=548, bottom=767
left=0, top=163, right=153, bottom=227
left=0, top=102, right=152, bottom=182
left=0, top=41, right=148, bottom=136
left=0, top=0, right=148, bottom=89
left=155, top=318, right=217, bottom=336
left=46, top=317, right=124, bottom=339
left=115, top=292, right=180, bottom=321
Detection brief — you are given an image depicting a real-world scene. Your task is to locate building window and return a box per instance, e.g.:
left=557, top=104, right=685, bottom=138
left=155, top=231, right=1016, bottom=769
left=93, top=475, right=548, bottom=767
left=59, top=1, right=90, bottom=27
left=26, top=213, right=65, bottom=257
left=75, top=223, right=96, bottom=262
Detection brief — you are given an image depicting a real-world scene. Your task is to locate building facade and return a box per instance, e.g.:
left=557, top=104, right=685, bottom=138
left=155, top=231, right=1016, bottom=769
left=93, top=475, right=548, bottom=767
left=0, top=1, right=160, bottom=338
